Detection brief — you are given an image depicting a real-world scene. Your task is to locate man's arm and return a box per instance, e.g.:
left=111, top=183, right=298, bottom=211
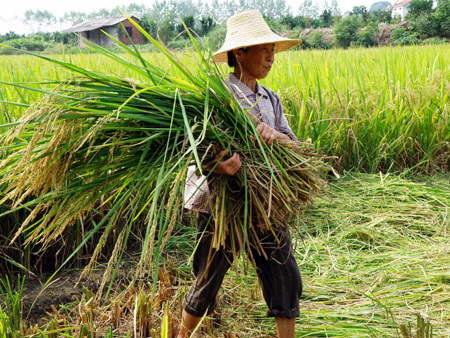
left=206, top=120, right=290, bottom=176
left=205, top=149, right=242, bottom=176
left=256, top=122, right=290, bottom=145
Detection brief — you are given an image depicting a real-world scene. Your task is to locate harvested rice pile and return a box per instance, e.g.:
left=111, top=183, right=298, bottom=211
left=0, top=20, right=331, bottom=286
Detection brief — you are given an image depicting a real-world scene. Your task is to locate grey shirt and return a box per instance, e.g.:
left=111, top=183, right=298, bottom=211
left=184, top=72, right=297, bottom=213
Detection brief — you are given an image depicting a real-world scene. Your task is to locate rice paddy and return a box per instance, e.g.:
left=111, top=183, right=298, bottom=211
left=1, top=44, right=448, bottom=173
left=0, top=41, right=449, bottom=337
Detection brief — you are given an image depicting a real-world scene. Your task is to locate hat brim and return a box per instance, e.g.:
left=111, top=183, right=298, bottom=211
left=213, top=36, right=302, bottom=63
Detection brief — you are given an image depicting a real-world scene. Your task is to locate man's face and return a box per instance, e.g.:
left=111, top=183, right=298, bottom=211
left=236, top=43, right=275, bottom=80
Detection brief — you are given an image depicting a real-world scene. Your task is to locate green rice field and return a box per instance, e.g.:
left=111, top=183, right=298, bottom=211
left=1, top=44, right=449, bottom=173
left=0, top=43, right=449, bottom=337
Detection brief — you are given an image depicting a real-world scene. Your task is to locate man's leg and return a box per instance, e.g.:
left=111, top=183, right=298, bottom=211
left=275, top=317, right=296, bottom=338
left=250, top=226, right=302, bottom=334
left=179, top=213, right=233, bottom=337
left=177, top=310, right=202, bottom=338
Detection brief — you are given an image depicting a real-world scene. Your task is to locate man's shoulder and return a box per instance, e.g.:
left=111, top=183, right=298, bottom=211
left=260, top=85, right=276, bottom=95
left=260, top=85, right=280, bottom=103
left=226, top=72, right=238, bottom=86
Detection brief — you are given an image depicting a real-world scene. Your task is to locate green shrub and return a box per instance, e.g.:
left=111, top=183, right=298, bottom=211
left=391, top=27, right=421, bottom=45
left=431, top=0, right=450, bottom=38
left=334, top=15, right=360, bottom=48
left=308, top=31, right=331, bottom=49
left=423, top=37, right=448, bottom=44
left=357, top=22, right=379, bottom=47
left=410, top=14, right=437, bottom=38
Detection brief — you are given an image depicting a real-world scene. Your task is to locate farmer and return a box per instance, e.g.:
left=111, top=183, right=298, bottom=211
left=179, top=10, right=303, bottom=338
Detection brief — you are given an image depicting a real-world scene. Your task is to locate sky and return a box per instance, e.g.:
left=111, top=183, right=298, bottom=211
left=0, top=0, right=381, bottom=35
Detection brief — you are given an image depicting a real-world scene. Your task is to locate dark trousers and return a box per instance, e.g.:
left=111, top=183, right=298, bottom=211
left=183, top=212, right=302, bottom=318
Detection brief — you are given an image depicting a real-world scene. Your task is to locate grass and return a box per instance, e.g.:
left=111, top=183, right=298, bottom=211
left=185, top=172, right=450, bottom=337
left=2, top=172, right=447, bottom=337
left=0, top=275, right=25, bottom=337
left=297, top=173, right=449, bottom=336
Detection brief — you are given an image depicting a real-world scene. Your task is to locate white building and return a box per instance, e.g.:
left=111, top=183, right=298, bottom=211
left=389, top=0, right=413, bottom=21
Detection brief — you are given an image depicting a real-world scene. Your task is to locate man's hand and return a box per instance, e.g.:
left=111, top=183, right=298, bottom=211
left=209, top=149, right=242, bottom=175
left=255, top=123, right=290, bottom=145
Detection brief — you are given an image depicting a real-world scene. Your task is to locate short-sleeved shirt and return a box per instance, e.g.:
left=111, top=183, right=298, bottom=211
left=184, top=73, right=296, bottom=213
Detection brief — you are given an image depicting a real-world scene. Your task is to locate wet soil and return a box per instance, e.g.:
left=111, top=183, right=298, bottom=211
left=20, top=262, right=132, bottom=327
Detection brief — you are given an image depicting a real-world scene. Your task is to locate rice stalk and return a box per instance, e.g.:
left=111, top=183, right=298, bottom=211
left=0, top=19, right=330, bottom=286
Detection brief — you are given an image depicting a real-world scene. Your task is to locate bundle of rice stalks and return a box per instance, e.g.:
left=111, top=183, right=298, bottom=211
left=0, top=18, right=330, bottom=288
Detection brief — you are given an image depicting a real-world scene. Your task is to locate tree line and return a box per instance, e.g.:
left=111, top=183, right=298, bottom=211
left=0, top=0, right=448, bottom=53
left=329, top=0, right=449, bottom=48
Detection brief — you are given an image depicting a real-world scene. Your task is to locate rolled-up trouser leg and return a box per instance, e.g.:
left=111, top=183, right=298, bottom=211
left=183, top=214, right=302, bottom=318
left=250, top=227, right=302, bottom=318
left=183, top=213, right=234, bottom=317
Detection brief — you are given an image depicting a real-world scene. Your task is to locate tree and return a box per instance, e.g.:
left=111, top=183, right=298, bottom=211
left=148, top=0, right=177, bottom=25
left=432, top=0, right=450, bottom=37
left=407, top=0, right=433, bottom=18
left=298, top=0, right=320, bottom=19
left=200, top=17, right=215, bottom=36
left=391, top=26, right=421, bottom=45
left=52, top=32, right=76, bottom=44
left=319, top=9, right=333, bottom=27
left=158, top=18, right=176, bottom=44
left=0, top=32, right=23, bottom=42
left=60, top=11, right=88, bottom=28
left=177, top=15, right=195, bottom=36
left=410, top=0, right=450, bottom=38
left=122, top=3, right=149, bottom=18
left=23, top=10, right=57, bottom=33
left=323, top=0, right=341, bottom=16
left=209, top=0, right=235, bottom=22
left=334, top=14, right=360, bottom=48
left=140, top=14, right=158, bottom=39
left=206, top=21, right=227, bottom=50
left=281, top=14, right=299, bottom=29
left=350, top=5, right=370, bottom=21
left=172, top=0, right=199, bottom=19
left=247, top=0, right=291, bottom=20
left=371, top=7, right=393, bottom=23
left=89, top=9, right=112, bottom=19
left=369, top=1, right=392, bottom=12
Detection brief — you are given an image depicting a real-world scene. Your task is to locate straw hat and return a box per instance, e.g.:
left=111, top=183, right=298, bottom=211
left=213, top=9, right=302, bottom=63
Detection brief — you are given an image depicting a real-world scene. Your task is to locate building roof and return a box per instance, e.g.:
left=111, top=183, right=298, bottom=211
left=63, top=16, right=137, bottom=33
left=389, top=0, right=413, bottom=9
